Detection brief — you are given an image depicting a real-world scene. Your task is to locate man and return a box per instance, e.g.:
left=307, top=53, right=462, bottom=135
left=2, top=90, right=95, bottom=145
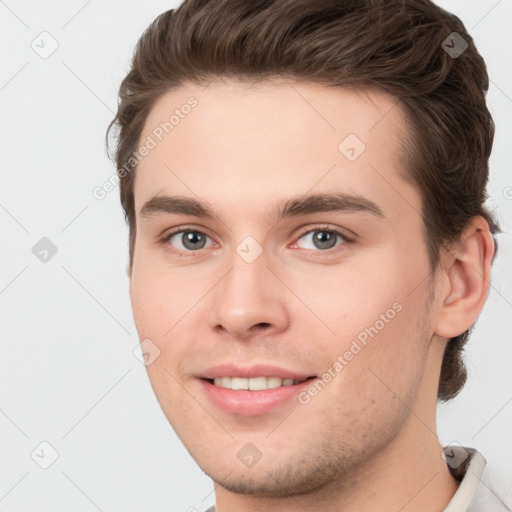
left=106, top=0, right=511, bottom=510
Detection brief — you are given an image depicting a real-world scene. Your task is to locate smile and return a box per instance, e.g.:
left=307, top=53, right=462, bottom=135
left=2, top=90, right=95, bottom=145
left=210, top=376, right=310, bottom=390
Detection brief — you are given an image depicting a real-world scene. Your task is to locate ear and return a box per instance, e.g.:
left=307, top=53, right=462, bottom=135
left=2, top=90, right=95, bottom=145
left=434, top=216, right=496, bottom=339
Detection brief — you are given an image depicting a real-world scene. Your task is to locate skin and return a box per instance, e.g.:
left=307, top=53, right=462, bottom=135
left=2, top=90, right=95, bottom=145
left=128, top=78, right=495, bottom=511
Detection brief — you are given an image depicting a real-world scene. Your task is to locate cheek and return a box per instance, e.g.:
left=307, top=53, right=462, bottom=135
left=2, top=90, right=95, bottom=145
left=130, top=265, right=198, bottom=422
left=328, top=300, right=430, bottom=430
left=290, top=268, right=405, bottom=347
left=129, top=263, right=209, bottom=382
left=300, top=256, right=431, bottom=398
left=315, top=250, right=429, bottom=344
left=312, top=317, right=428, bottom=444
left=129, top=260, right=197, bottom=336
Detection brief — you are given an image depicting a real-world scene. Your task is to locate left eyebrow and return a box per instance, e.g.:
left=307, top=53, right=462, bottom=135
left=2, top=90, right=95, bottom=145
left=139, top=192, right=385, bottom=223
left=273, top=192, right=384, bottom=220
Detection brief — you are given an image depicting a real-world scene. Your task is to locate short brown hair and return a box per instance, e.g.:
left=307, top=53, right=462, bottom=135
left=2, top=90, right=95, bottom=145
left=106, top=0, right=500, bottom=401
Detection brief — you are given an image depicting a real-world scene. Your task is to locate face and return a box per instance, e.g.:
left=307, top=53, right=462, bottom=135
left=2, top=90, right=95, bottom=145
left=129, top=79, right=440, bottom=496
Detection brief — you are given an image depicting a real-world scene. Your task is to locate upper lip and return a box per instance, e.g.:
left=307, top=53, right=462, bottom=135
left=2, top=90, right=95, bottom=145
left=196, top=363, right=316, bottom=380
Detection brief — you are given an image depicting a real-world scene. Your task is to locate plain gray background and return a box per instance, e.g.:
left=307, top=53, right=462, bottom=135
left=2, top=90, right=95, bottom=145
left=1, top=0, right=511, bottom=510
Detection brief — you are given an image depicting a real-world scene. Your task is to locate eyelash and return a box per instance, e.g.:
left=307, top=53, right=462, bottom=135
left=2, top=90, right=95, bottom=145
left=159, top=225, right=354, bottom=258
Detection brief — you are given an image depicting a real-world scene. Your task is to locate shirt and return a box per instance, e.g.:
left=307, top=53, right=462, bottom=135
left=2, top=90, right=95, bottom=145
left=202, top=445, right=512, bottom=512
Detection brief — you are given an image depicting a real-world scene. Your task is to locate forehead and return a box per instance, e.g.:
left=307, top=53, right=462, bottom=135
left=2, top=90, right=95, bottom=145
left=133, top=78, right=418, bottom=223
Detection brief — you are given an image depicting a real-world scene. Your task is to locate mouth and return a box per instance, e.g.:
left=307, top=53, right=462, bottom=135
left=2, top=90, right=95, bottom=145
left=195, top=363, right=319, bottom=416
left=204, top=375, right=314, bottom=390
left=197, top=369, right=318, bottom=416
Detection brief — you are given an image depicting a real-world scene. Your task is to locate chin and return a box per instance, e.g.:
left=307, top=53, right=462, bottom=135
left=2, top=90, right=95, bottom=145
left=196, top=453, right=350, bottom=498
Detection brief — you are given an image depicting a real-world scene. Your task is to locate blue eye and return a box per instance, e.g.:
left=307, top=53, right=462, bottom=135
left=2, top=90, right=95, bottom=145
left=164, top=230, right=214, bottom=253
left=161, top=225, right=352, bottom=258
left=295, top=228, right=348, bottom=251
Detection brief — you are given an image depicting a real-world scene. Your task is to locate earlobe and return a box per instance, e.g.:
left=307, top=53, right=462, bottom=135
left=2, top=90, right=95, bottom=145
left=434, top=217, right=495, bottom=339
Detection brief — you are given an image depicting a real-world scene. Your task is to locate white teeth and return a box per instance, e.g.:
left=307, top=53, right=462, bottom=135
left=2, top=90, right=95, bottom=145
left=231, top=377, right=248, bottom=390
left=248, top=377, right=267, bottom=390
left=212, top=376, right=301, bottom=390
left=267, top=376, right=282, bottom=389
left=216, top=377, right=231, bottom=389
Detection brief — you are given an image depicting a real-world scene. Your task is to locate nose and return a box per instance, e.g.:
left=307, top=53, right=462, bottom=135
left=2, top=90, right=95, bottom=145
left=208, top=249, right=289, bottom=340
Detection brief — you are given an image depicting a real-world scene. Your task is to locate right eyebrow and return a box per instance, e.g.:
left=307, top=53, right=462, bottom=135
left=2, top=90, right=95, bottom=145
left=140, top=195, right=215, bottom=221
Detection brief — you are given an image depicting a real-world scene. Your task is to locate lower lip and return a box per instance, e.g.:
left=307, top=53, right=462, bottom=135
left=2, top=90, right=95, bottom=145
left=198, top=378, right=317, bottom=416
